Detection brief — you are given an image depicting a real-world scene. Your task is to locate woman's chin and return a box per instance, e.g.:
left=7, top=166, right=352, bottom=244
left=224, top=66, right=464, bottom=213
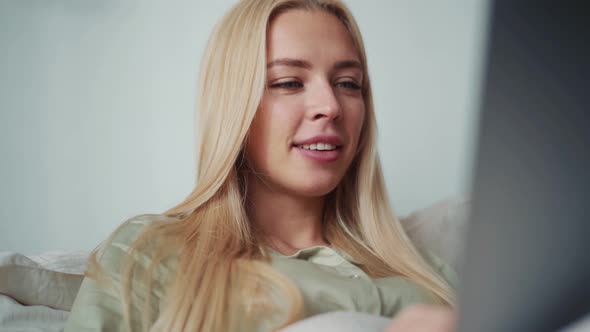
left=289, top=179, right=340, bottom=198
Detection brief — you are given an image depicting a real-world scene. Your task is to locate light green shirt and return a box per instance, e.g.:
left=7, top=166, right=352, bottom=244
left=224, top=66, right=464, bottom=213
left=65, top=214, right=457, bottom=331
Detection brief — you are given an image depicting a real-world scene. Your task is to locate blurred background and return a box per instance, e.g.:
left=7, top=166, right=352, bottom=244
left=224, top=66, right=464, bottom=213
left=0, top=0, right=489, bottom=254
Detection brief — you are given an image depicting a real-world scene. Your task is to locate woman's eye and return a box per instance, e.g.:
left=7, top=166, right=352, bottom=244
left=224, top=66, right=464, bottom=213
left=270, top=81, right=303, bottom=89
left=336, top=81, right=361, bottom=90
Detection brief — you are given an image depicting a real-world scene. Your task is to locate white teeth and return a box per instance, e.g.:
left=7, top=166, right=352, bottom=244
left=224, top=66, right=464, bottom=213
left=298, top=143, right=337, bottom=151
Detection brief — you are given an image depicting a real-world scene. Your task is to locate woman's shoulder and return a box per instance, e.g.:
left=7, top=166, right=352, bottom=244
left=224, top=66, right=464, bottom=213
left=65, top=214, right=179, bottom=331
left=91, top=213, right=181, bottom=305
left=104, top=214, right=177, bottom=246
left=96, top=214, right=180, bottom=272
left=109, top=214, right=178, bottom=241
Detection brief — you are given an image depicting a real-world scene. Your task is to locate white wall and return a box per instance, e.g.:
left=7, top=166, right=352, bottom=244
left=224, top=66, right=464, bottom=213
left=0, top=0, right=489, bottom=254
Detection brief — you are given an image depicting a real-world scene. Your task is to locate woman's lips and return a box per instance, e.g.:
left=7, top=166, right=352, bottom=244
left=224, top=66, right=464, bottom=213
left=293, top=146, right=341, bottom=162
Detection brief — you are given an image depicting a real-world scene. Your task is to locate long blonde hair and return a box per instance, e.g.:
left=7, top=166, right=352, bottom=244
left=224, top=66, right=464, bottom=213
left=88, top=0, right=455, bottom=331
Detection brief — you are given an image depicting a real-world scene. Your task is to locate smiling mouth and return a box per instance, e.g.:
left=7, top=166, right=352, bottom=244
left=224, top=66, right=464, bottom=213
left=292, top=143, right=343, bottom=151
left=291, top=144, right=343, bottom=162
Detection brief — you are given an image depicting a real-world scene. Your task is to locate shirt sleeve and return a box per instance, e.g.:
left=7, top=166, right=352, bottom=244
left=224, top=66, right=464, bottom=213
left=64, top=216, right=170, bottom=332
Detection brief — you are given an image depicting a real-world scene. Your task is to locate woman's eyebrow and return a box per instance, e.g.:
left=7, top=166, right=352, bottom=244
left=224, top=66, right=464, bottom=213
left=332, top=59, right=362, bottom=71
left=266, top=58, right=362, bottom=71
left=267, top=58, right=311, bottom=69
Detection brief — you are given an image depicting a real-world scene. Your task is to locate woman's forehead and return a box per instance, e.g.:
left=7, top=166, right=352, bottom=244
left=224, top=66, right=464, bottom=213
left=266, top=9, right=360, bottom=67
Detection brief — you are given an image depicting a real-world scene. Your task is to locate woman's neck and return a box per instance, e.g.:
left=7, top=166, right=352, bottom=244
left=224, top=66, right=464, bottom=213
left=246, top=176, right=329, bottom=254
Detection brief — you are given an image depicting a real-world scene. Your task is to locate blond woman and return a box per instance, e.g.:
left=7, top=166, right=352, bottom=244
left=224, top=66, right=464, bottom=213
left=65, top=1, right=457, bottom=331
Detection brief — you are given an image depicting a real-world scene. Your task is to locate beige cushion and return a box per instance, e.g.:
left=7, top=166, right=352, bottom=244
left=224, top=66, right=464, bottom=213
left=401, top=196, right=470, bottom=271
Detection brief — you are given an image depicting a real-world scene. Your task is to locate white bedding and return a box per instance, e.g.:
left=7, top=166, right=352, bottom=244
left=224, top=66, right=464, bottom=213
left=0, top=294, right=68, bottom=332
left=26, top=250, right=89, bottom=275
left=0, top=251, right=88, bottom=331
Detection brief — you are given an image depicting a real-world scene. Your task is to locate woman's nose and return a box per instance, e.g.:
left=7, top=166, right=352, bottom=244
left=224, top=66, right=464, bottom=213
left=307, top=82, right=342, bottom=121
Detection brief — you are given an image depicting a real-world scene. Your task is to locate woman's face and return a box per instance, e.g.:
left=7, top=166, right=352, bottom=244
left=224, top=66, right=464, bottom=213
left=246, top=9, right=366, bottom=198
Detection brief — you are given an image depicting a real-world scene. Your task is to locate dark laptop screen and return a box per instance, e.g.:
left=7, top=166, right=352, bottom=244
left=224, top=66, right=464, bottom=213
left=457, top=1, right=590, bottom=331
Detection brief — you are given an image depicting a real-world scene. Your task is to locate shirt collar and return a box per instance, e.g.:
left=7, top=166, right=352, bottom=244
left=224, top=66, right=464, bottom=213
left=267, top=245, right=361, bottom=265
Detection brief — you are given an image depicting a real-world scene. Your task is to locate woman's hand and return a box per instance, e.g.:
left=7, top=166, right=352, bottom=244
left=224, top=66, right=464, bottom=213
left=385, top=304, right=456, bottom=332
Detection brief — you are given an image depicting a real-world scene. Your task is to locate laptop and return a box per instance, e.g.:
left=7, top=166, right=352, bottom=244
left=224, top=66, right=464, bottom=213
left=456, top=1, right=590, bottom=331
